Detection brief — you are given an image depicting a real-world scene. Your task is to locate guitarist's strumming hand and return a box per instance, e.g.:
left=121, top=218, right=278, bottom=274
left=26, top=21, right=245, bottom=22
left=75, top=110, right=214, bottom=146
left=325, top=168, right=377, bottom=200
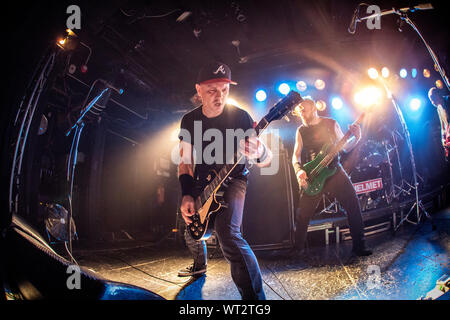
left=180, top=195, right=195, bottom=224
left=296, top=169, right=308, bottom=188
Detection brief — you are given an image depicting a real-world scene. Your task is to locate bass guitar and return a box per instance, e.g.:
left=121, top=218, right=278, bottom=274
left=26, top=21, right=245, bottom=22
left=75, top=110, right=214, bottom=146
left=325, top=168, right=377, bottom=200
left=301, top=113, right=365, bottom=196
left=187, top=91, right=304, bottom=241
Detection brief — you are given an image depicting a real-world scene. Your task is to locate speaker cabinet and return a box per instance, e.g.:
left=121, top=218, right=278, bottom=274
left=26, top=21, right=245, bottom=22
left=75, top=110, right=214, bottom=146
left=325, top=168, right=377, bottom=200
left=242, top=147, right=295, bottom=250
left=4, top=215, right=164, bottom=300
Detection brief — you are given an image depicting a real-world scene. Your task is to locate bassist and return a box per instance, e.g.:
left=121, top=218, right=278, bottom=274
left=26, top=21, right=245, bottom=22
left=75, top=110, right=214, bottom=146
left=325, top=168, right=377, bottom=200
left=292, top=98, right=372, bottom=256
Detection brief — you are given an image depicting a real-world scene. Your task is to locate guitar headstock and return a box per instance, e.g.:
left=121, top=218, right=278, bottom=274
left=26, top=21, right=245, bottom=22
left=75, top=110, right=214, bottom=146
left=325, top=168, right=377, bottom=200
left=265, top=91, right=303, bottom=123
left=354, top=112, right=366, bottom=125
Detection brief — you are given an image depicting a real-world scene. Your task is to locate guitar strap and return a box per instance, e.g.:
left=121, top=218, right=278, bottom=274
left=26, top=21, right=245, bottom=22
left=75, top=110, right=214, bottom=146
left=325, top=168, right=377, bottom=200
left=300, top=118, right=338, bottom=165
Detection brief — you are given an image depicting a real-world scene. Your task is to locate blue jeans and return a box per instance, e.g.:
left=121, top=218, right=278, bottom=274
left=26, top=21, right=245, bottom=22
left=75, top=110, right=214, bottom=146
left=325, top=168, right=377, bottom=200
left=184, top=178, right=266, bottom=300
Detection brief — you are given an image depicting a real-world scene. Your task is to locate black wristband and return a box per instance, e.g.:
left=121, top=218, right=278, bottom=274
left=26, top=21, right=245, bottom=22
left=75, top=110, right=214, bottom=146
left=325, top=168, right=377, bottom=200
left=293, top=162, right=302, bottom=176
left=179, top=174, right=195, bottom=197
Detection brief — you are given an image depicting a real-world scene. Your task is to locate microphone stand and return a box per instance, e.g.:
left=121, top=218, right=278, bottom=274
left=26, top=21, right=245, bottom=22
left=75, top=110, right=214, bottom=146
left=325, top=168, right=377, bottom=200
left=350, top=4, right=442, bottom=229
left=357, top=4, right=450, bottom=92
left=65, top=87, right=111, bottom=264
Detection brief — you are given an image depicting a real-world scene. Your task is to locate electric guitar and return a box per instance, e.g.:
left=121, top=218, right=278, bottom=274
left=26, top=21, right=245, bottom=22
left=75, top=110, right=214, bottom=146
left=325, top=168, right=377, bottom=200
left=300, top=113, right=365, bottom=196
left=444, top=126, right=450, bottom=160
left=428, top=86, right=450, bottom=160
left=187, top=91, right=304, bottom=241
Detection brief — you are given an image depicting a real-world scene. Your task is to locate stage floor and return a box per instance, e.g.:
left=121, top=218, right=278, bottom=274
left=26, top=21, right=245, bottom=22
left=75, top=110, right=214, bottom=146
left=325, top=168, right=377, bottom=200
left=72, top=208, right=450, bottom=300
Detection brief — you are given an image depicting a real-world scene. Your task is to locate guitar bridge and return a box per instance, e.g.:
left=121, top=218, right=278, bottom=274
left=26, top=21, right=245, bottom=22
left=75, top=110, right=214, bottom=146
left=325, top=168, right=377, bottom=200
left=216, top=190, right=225, bottom=197
left=215, top=190, right=229, bottom=208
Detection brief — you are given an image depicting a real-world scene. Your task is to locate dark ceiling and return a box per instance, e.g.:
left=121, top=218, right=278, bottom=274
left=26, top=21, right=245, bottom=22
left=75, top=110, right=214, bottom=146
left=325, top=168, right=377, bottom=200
left=5, top=0, right=450, bottom=116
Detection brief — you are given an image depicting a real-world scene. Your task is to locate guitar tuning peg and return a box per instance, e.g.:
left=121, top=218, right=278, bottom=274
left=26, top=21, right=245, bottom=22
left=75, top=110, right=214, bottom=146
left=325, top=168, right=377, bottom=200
left=283, top=115, right=290, bottom=122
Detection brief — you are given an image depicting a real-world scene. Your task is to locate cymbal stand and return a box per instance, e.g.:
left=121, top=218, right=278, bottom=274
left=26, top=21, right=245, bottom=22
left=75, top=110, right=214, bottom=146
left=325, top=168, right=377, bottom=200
left=382, top=140, right=395, bottom=204
left=388, top=130, right=415, bottom=199
left=379, top=80, right=431, bottom=230
left=318, top=194, right=339, bottom=215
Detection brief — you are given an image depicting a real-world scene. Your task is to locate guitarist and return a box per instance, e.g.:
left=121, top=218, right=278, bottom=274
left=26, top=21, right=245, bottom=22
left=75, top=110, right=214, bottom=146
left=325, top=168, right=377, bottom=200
left=177, top=62, right=272, bottom=300
left=292, top=98, right=372, bottom=256
left=428, top=86, right=450, bottom=160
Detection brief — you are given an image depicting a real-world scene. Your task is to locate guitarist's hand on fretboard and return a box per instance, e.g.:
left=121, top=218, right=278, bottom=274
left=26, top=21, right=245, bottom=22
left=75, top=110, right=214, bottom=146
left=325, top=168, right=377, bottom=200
left=348, top=123, right=362, bottom=141
left=239, top=136, right=264, bottom=160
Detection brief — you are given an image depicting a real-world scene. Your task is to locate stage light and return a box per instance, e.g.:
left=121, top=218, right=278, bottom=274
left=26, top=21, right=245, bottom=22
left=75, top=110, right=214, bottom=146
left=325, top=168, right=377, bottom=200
left=435, top=79, right=444, bottom=89
left=331, top=97, right=343, bottom=110
left=56, top=29, right=79, bottom=51
left=354, top=86, right=382, bottom=109
left=225, top=98, right=256, bottom=118
left=368, top=68, right=379, bottom=79
left=278, top=83, right=291, bottom=95
left=66, top=29, right=76, bottom=36
left=316, top=100, right=327, bottom=111
left=314, top=79, right=325, bottom=90
left=227, top=98, right=239, bottom=106
left=296, top=81, right=307, bottom=92
left=293, top=105, right=301, bottom=117
left=381, top=67, right=389, bottom=78
left=399, top=68, right=408, bottom=78
left=409, top=98, right=421, bottom=111
left=255, top=90, right=267, bottom=102
left=423, top=68, right=431, bottom=78
left=411, top=68, right=417, bottom=78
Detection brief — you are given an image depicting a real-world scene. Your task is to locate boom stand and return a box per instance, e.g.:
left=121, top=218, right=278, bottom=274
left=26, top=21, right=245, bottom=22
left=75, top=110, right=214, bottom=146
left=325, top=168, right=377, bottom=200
left=65, top=87, right=111, bottom=264
left=380, top=81, right=431, bottom=231
left=356, top=5, right=443, bottom=230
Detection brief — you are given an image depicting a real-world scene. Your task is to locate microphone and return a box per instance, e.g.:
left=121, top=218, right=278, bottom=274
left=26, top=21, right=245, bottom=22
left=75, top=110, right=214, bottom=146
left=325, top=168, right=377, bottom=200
left=100, top=79, right=124, bottom=95
left=398, top=3, right=433, bottom=13
left=348, top=4, right=361, bottom=34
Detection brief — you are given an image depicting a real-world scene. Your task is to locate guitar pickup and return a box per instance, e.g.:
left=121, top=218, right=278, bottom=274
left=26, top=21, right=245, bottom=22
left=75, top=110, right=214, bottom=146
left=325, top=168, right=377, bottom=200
left=222, top=177, right=233, bottom=188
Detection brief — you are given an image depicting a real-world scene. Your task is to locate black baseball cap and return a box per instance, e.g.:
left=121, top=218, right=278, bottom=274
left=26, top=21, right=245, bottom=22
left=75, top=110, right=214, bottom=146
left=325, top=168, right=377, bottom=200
left=196, top=61, right=237, bottom=85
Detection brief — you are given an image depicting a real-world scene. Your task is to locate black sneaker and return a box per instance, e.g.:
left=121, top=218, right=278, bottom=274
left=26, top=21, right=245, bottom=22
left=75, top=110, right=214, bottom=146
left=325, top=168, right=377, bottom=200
left=178, top=264, right=207, bottom=277
left=352, top=245, right=373, bottom=256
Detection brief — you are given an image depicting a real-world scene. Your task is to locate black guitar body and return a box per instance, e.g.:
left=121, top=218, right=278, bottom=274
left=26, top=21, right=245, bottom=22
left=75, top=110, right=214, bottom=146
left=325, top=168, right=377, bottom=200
left=188, top=176, right=228, bottom=241
left=189, top=203, right=219, bottom=240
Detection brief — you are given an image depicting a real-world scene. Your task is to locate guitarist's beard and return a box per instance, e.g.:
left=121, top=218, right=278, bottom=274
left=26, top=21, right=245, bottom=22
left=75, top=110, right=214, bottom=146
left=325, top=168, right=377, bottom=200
left=301, top=113, right=316, bottom=126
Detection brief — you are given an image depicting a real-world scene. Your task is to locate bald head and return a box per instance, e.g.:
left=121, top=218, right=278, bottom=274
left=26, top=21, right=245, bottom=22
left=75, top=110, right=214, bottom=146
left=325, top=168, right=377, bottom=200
left=300, top=98, right=315, bottom=110
left=298, top=98, right=318, bottom=125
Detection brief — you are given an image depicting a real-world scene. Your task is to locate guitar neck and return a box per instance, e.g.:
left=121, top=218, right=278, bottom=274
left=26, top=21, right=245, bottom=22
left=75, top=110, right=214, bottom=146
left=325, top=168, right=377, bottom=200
left=199, top=118, right=270, bottom=204
left=315, top=113, right=365, bottom=172
left=326, top=130, right=353, bottom=162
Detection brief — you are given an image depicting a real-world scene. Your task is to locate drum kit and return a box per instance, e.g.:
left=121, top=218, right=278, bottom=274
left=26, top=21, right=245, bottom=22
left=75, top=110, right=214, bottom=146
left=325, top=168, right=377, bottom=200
left=349, top=127, right=418, bottom=212
left=314, top=126, right=415, bottom=216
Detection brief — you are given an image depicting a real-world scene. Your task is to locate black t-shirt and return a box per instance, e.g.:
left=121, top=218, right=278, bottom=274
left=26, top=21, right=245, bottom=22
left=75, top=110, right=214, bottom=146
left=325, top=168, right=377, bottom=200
left=179, top=104, right=254, bottom=190
left=299, top=117, right=339, bottom=167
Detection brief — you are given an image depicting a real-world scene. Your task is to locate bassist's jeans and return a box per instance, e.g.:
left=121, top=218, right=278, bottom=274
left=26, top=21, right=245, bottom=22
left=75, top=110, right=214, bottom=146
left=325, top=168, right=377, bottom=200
left=184, top=178, right=266, bottom=300
left=295, top=166, right=366, bottom=250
